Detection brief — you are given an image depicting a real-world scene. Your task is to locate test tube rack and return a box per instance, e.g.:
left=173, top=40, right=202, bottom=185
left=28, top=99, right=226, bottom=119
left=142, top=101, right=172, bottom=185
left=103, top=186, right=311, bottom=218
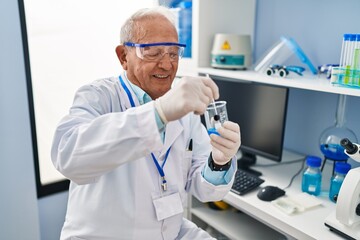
left=331, top=34, right=360, bottom=89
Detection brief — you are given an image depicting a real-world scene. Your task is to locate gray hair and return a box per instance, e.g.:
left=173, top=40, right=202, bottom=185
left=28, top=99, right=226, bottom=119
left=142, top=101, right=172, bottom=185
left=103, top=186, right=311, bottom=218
left=120, top=6, right=177, bottom=44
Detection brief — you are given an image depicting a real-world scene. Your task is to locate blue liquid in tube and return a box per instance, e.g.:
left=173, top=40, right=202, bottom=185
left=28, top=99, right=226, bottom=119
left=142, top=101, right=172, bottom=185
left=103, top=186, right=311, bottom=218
left=207, top=128, right=220, bottom=136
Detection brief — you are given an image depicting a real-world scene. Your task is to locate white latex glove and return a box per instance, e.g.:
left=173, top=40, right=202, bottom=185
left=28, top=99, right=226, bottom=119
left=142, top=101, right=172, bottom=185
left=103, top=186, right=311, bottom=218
left=210, top=121, right=241, bottom=165
left=155, top=76, right=219, bottom=123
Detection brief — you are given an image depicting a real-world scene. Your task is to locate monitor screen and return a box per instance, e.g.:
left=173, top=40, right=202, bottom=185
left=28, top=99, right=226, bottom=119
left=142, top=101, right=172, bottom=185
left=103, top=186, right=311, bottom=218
left=208, top=76, right=289, bottom=174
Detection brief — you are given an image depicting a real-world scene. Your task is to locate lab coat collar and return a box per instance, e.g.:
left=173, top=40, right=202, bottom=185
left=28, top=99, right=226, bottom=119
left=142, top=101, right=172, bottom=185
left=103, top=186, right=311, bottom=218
left=161, top=120, right=183, bottom=158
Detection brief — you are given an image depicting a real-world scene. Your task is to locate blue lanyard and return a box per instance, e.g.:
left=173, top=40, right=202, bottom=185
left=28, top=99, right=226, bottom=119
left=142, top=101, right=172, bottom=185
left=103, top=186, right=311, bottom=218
left=118, top=75, right=171, bottom=191
left=119, top=75, right=135, bottom=107
left=151, top=147, right=171, bottom=191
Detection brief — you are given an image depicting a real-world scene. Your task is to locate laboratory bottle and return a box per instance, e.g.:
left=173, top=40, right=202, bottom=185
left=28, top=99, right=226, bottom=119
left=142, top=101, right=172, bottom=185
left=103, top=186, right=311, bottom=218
left=178, top=0, right=192, bottom=58
left=301, top=156, right=322, bottom=196
left=329, top=162, right=351, bottom=203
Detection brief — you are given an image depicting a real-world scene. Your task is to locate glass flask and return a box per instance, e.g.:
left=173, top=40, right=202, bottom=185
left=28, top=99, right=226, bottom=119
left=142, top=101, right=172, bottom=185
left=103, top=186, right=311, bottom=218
left=319, top=94, right=357, bottom=161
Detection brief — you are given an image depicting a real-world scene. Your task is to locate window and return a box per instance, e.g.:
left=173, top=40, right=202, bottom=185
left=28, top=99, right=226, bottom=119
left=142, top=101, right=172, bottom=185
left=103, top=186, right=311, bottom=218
left=19, top=0, right=155, bottom=197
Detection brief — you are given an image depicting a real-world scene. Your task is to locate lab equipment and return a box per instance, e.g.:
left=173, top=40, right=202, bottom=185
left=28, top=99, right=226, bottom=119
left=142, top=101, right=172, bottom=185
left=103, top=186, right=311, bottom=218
left=319, top=95, right=357, bottom=172
left=324, top=138, right=360, bottom=240
left=230, top=169, right=264, bottom=196
left=266, top=64, right=305, bottom=77
left=257, top=185, right=285, bottom=202
left=331, top=33, right=360, bottom=88
left=207, top=76, right=288, bottom=176
left=211, top=34, right=252, bottom=69
left=254, top=36, right=317, bottom=75
left=301, top=156, right=322, bottom=196
left=204, top=101, right=228, bottom=136
left=206, top=74, right=218, bottom=118
left=354, top=34, right=360, bottom=70
left=329, top=162, right=351, bottom=203
left=339, top=34, right=352, bottom=71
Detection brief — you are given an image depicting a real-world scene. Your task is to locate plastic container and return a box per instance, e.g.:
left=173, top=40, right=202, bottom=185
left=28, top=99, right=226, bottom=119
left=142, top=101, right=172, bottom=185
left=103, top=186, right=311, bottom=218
left=177, top=0, right=192, bottom=58
left=253, top=36, right=317, bottom=75
left=301, top=156, right=322, bottom=196
left=331, top=67, right=360, bottom=88
left=329, top=162, right=351, bottom=203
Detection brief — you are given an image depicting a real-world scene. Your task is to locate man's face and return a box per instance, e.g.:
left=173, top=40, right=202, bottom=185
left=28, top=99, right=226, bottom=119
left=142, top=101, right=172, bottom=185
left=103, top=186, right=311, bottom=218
left=116, top=15, right=179, bottom=100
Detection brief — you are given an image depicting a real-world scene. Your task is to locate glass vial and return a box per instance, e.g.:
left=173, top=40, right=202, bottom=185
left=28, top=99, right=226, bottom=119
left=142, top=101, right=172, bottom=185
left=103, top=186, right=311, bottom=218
left=339, top=34, right=351, bottom=68
left=302, top=156, right=322, bottom=196
left=329, top=162, right=351, bottom=203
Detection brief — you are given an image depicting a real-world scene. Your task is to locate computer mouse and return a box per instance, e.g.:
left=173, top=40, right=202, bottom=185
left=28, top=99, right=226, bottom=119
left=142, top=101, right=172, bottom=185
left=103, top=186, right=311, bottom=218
left=257, top=185, right=285, bottom=202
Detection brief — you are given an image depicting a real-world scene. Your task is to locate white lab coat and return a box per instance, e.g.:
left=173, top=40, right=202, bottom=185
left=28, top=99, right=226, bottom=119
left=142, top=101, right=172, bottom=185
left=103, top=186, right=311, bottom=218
left=51, top=73, right=235, bottom=240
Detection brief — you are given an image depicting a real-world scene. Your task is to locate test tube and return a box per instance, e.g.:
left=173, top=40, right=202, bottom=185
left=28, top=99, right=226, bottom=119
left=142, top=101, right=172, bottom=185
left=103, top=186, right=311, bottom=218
left=339, top=33, right=349, bottom=67
left=338, top=34, right=350, bottom=84
left=353, top=34, right=360, bottom=85
left=339, top=34, right=350, bottom=68
left=343, top=34, right=356, bottom=84
left=353, top=34, right=360, bottom=70
left=348, top=34, right=356, bottom=67
left=350, top=34, right=357, bottom=84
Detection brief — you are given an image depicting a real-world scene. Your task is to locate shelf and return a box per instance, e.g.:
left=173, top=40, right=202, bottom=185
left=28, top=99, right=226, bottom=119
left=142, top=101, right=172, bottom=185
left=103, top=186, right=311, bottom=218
left=198, top=67, right=360, bottom=97
left=191, top=206, right=286, bottom=240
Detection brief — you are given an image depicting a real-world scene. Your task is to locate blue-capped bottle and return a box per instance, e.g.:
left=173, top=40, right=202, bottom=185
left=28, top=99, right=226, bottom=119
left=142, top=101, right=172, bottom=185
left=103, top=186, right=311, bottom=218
left=177, top=0, right=192, bottom=58
left=329, top=162, right=351, bottom=203
left=302, top=156, right=322, bottom=196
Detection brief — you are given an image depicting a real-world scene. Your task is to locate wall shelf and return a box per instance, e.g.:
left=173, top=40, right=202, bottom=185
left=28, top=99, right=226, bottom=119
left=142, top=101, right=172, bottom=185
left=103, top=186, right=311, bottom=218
left=198, top=67, right=360, bottom=97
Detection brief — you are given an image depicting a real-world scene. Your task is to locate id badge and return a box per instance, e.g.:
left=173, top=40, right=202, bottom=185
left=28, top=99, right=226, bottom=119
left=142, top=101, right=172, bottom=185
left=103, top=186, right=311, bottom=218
left=152, top=186, right=184, bottom=221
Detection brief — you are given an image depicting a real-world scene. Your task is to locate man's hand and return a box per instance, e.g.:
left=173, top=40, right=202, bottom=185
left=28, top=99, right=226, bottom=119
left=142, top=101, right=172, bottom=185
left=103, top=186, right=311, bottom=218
left=210, top=121, right=241, bottom=165
left=155, top=76, right=219, bottom=123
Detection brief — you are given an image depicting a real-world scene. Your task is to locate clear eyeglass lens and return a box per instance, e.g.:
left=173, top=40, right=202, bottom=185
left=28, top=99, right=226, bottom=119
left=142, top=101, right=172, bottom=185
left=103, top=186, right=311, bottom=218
left=138, top=45, right=184, bottom=61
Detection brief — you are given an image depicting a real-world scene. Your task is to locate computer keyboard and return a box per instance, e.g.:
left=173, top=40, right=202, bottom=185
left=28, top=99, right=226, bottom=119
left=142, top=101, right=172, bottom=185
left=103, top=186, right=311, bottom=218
left=231, top=169, right=265, bottom=196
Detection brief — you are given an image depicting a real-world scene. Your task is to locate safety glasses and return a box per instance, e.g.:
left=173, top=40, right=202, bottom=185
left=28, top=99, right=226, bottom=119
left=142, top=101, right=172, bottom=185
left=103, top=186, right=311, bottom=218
left=124, top=42, right=186, bottom=62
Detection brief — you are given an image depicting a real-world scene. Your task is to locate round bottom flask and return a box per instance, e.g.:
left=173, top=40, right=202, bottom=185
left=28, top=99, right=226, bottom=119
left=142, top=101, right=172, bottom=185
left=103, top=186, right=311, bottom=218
left=319, top=95, right=357, bottom=163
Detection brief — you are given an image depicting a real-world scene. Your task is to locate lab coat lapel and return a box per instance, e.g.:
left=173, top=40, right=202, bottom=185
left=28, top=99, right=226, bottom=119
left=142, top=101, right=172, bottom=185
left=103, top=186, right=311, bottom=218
left=119, top=73, right=140, bottom=109
left=161, top=120, right=183, bottom=157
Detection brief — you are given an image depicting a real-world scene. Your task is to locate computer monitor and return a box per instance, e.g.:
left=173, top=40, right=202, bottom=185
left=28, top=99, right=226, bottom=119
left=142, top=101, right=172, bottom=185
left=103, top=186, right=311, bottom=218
left=207, top=76, right=289, bottom=176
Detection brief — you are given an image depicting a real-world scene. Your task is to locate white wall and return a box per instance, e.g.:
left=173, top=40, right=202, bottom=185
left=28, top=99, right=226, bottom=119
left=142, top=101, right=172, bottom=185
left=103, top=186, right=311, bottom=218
left=0, top=0, right=40, bottom=239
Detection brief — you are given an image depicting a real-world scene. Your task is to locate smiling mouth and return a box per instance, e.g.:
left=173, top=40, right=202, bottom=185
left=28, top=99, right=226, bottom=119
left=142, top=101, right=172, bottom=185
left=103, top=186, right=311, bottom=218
left=153, top=74, right=169, bottom=79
